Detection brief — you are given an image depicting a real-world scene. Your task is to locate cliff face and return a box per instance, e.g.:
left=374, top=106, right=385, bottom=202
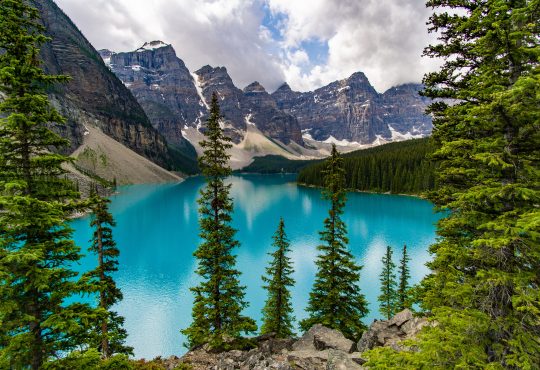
left=102, top=41, right=431, bottom=152
left=271, top=74, right=430, bottom=145
left=242, top=82, right=303, bottom=145
left=103, top=44, right=305, bottom=147
left=34, top=0, right=193, bottom=171
left=194, top=65, right=246, bottom=143
left=106, top=42, right=201, bottom=152
left=379, top=83, right=432, bottom=138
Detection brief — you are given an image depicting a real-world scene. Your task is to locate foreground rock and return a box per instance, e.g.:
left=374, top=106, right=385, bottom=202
left=153, top=310, right=428, bottom=369
left=357, top=309, right=430, bottom=352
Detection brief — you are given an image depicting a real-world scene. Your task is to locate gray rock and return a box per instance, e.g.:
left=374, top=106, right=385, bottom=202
left=401, top=317, right=430, bottom=337
left=357, top=320, right=387, bottom=352
left=293, top=324, right=354, bottom=353
left=108, top=41, right=201, bottom=149
left=272, top=74, right=432, bottom=145
left=326, top=350, right=363, bottom=370
left=388, top=308, right=413, bottom=327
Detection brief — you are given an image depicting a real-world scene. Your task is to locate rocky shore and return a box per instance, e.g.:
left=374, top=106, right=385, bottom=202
left=147, top=309, right=428, bottom=370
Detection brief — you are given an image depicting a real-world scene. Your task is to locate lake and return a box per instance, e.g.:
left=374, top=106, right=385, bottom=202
left=71, top=174, right=441, bottom=359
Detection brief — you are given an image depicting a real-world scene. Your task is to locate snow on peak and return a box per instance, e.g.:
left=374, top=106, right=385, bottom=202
left=323, top=136, right=361, bottom=146
left=137, top=41, right=170, bottom=52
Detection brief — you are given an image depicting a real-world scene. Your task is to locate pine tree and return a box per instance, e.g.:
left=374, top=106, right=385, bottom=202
left=182, top=93, right=256, bottom=349
left=300, top=144, right=368, bottom=340
left=397, top=244, right=411, bottom=311
left=365, top=1, right=540, bottom=368
left=261, top=218, right=295, bottom=338
left=378, top=246, right=397, bottom=320
left=0, top=1, right=97, bottom=368
left=85, top=186, right=132, bottom=358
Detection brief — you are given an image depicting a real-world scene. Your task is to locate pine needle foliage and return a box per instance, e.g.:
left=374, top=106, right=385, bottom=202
left=300, top=144, right=368, bottom=340
left=182, top=93, right=256, bottom=350
left=366, top=1, right=540, bottom=368
left=378, top=246, right=398, bottom=320
left=0, top=1, right=97, bottom=368
left=397, top=244, right=411, bottom=311
left=85, top=187, right=132, bottom=358
left=261, top=218, right=295, bottom=338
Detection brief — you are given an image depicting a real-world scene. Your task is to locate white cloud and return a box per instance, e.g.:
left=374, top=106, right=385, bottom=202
left=54, top=0, right=441, bottom=93
left=267, top=0, right=442, bottom=92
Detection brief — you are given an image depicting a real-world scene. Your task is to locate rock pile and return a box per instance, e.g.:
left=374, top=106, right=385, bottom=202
left=159, top=310, right=429, bottom=370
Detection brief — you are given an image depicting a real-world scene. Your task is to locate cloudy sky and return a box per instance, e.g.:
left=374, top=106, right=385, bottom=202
left=54, top=0, right=441, bottom=93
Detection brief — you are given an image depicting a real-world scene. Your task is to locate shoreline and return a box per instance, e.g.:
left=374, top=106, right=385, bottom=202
left=296, top=181, right=427, bottom=199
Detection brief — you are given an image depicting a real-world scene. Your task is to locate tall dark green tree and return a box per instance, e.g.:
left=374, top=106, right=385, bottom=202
left=85, top=187, right=132, bottom=358
left=182, top=93, right=256, bottom=349
left=0, top=1, right=96, bottom=368
left=300, top=144, right=368, bottom=340
left=365, top=1, right=540, bottom=368
left=378, top=246, right=397, bottom=320
left=261, top=218, right=295, bottom=338
left=397, top=244, right=411, bottom=311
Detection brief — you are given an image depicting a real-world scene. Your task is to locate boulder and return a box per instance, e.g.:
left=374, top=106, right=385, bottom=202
left=293, top=324, right=355, bottom=353
left=388, top=309, right=413, bottom=327
left=357, top=310, right=431, bottom=353
left=326, top=349, right=363, bottom=370
left=401, top=317, right=430, bottom=337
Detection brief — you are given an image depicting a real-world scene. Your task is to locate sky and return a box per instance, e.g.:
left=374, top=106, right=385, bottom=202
left=54, top=0, right=441, bottom=93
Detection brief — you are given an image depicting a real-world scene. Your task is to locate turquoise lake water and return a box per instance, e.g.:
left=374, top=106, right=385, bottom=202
left=71, top=174, right=441, bottom=359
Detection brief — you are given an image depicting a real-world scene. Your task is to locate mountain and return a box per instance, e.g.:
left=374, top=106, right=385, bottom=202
left=33, top=0, right=197, bottom=175
left=103, top=41, right=199, bottom=153
left=271, top=74, right=430, bottom=145
left=102, top=41, right=431, bottom=163
left=104, top=42, right=305, bottom=148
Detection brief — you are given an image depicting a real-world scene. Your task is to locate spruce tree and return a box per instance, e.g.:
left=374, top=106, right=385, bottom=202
left=378, top=246, right=397, bottom=320
left=365, top=1, right=540, bottom=368
left=0, top=1, right=96, bottom=368
left=300, top=144, right=368, bottom=340
left=261, top=218, right=295, bottom=338
left=85, top=187, right=132, bottom=358
left=182, top=93, right=256, bottom=349
left=397, top=244, right=410, bottom=311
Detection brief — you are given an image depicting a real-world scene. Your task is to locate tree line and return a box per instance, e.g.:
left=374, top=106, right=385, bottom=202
left=297, top=138, right=436, bottom=195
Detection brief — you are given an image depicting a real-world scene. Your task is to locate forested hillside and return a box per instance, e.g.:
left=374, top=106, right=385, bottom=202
left=297, top=138, right=435, bottom=194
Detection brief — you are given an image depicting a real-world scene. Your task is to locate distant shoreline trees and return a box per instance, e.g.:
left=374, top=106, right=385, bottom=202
left=298, top=138, right=435, bottom=195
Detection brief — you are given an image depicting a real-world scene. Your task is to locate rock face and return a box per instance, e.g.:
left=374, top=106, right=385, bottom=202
left=101, top=42, right=431, bottom=154
left=34, top=1, right=188, bottom=170
left=194, top=65, right=247, bottom=143
left=292, top=324, right=355, bottom=353
left=272, top=73, right=431, bottom=145
left=243, top=82, right=303, bottom=145
left=106, top=41, right=200, bottom=153
left=379, top=83, right=433, bottom=138
left=357, top=309, right=430, bottom=352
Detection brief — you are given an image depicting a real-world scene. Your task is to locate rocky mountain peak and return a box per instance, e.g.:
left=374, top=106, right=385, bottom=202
left=136, top=40, right=171, bottom=52
left=275, top=82, right=293, bottom=93
left=195, top=65, right=233, bottom=86
left=347, top=71, right=369, bottom=83
left=243, top=81, right=267, bottom=94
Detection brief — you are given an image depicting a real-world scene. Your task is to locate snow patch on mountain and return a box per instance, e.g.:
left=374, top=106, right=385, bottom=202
left=137, top=41, right=170, bottom=52
left=388, top=125, right=424, bottom=141
left=191, top=72, right=209, bottom=109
